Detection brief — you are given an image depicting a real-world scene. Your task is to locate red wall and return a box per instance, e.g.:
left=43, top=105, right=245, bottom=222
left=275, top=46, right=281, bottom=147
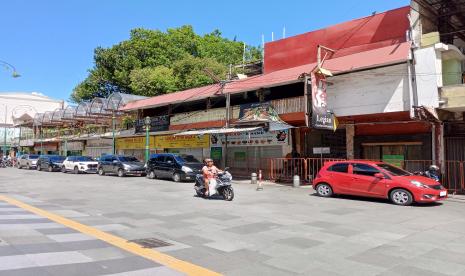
left=264, top=6, right=410, bottom=73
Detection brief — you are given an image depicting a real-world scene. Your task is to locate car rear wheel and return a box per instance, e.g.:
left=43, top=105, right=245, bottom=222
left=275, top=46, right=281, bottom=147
left=172, top=173, right=181, bottom=182
left=37, top=164, right=41, bottom=171
left=390, top=189, right=413, bottom=206
left=147, top=170, right=156, bottom=179
left=117, top=168, right=125, bottom=177
left=61, top=166, right=66, bottom=173
left=48, top=165, right=53, bottom=172
left=316, top=183, right=333, bottom=197
left=74, top=166, right=79, bottom=174
left=26, top=164, right=30, bottom=170
left=98, top=167, right=105, bottom=176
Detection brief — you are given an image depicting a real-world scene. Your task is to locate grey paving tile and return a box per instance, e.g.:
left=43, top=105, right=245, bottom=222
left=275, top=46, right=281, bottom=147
left=348, top=251, right=407, bottom=268
left=78, top=247, right=132, bottom=261
left=42, top=261, right=108, bottom=276
left=324, top=226, right=361, bottom=237
left=0, top=218, right=50, bottom=224
left=223, top=248, right=271, bottom=263
left=0, top=214, right=43, bottom=220
left=36, top=227, right=78, bottom=235
left=0, top=246, right=22, bottom=256
left=4, top=235, right=55, bottom=245
left=323, top=208, right=363, bottom=215
left=0, top=266, right=51, bottom=276
left=408, top=256, right=465, bottom=275
left=25, top=251, right=93, bottom=267
left=224, top=222, right=281, bottom=234
left=275, top=237, right=323, bottom=249
left=304, top=221, right=341, bottom=229
left=0, top=254, right=38, bottom=271
left=380, top=265, right=449, bottom=276
left=47, top=233, right=95, bottom=242
left=173, top=235, right=213, bottom=246
left=93, top=256, right=161, bottom=274
left=57, top=240, right=110, bottom=251
left=104, top=266, right=185, bottom=276
left=14, top=242, right=66, bottom=255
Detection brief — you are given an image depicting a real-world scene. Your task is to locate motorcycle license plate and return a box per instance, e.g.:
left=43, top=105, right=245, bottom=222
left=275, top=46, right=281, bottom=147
left=440, top=191, right=447, bottom=197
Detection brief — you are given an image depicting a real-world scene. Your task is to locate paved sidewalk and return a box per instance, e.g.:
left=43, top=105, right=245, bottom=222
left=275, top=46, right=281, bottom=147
left=0, top=201, right=184, bottom=276
left=2, top=167, right=465, bottom=275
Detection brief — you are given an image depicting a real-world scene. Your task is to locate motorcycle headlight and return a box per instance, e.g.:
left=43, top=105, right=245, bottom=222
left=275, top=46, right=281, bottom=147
left=411, top=180, right=429, bottom=189
left=181, top=166, right=193, bottom=173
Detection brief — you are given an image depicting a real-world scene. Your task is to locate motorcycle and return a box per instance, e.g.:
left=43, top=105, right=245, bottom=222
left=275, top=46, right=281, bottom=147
left=194, top=168, right=234, bottom=201
left=414, top=170, right=440, bottom=182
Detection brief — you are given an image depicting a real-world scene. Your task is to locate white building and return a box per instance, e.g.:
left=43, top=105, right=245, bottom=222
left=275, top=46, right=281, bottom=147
left=0, top=92, right=64, bottom=154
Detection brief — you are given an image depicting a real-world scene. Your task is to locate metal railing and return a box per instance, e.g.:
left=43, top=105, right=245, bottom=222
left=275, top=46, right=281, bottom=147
left=266, top=158, right=465, bottom=193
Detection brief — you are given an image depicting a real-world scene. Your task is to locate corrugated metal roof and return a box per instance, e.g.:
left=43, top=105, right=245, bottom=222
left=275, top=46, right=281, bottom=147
left=121, top=42, right=410, bottom=111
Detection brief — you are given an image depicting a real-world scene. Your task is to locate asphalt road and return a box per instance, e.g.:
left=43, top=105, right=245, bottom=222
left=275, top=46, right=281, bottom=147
left=1, top=167, right=465, bottom=276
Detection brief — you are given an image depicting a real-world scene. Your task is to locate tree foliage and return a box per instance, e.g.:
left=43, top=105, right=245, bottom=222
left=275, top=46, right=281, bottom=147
left=71, top=25, right=261, bottom=102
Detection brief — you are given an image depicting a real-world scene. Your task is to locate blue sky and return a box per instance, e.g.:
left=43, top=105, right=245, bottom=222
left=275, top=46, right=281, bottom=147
left=1, top=0, right=408, bottom=102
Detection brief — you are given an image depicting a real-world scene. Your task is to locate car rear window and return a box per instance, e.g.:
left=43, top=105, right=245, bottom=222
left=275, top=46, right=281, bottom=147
left=29, top=155, right=39, bottom=159
left=328, top=163, right=349, bottom=173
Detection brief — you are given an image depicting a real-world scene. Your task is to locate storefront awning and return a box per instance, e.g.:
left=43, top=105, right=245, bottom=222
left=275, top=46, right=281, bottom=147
left=174, top=127, right=262, bottom=136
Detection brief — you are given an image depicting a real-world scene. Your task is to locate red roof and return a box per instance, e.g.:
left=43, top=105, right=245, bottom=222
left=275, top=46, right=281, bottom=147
left=122, top=41, right=410, bottom=111
left=264, top=6, right=410, bottom=73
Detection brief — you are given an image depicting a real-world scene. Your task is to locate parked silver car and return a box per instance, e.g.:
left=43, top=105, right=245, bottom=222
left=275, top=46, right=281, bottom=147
left=17, top=154, right=40, bottom=169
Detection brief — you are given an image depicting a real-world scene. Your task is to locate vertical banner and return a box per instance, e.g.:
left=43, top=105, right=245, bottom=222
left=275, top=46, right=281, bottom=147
left=311, top=72, right=338, bottom=131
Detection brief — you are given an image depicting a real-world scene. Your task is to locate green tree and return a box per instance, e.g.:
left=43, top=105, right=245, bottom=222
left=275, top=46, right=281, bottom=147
left=71, top=25, right=261, bottom=103
left=129, top=66, right=176, bottom=96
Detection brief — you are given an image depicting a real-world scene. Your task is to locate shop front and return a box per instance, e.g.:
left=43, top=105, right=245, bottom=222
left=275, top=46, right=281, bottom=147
left=60, top=141, right=84, bottom=156
left=85, top=138, right=113, bottom=158
left=154, top=134, right=210, bottom=162
left=210, top=129, right=290, bottom=177
left=116, top=136, right=155, bottom=161
left=33, top=142, right=59, bottom=155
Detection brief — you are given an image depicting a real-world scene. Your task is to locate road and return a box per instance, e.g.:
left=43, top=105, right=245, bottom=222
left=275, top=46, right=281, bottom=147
left=1, top=167, right=465, bottom=275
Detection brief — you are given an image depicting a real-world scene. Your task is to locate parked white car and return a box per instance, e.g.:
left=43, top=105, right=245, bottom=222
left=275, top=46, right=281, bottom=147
left=17, top=154, right=40, bottom=169
left=62, top=156, right=98, bottom=174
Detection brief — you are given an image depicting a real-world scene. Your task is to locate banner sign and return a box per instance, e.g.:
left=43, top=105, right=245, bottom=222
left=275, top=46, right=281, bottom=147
left=210, top=129, right=288, bottom=147
left=238, top=102, right=281, bottom=122
left=311, top=72, right=338, bottom=131
left=155, top=134, right=210, bottom=149
left=116, top=136, right=155, bottom=150
left=135, top=115, right=169, bottom=133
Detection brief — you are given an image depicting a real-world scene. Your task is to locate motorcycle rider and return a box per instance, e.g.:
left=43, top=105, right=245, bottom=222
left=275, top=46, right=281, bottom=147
left=202, top=158, right=222, bottom=196
left=425, top=165, right=440, bottom=181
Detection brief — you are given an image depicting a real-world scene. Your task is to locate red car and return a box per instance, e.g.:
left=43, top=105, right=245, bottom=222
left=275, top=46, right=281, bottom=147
left=313, top=161, right=447, bottom=206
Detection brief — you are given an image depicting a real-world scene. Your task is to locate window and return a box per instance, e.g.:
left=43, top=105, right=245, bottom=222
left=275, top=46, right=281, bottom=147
left=353, top=163, right=380, bottom=177
left=328, top=163, right=349, bottom=173
left=376, top=163, right=411, bottom=176
left=155, top=155, right=165, bottom=163
left=165, top=156, right=174, bottom=164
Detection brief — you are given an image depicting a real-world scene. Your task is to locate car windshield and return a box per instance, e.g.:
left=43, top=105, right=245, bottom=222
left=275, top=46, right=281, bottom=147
left=119, top=156, right=139, bottom=162
left=377, top=163, right=412, bottom=176
left=175, top=155, right=200, bottom=163
left=50, top=156, right=66, bottom=162
left=29, top=155, right=39, bottom=159
left=75, top=156, right=94, bottom=162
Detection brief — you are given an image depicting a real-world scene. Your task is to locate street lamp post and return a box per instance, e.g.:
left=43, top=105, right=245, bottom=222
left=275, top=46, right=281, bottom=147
left=144, top=116, right=151, bottom=162
left=2, top=105, right=7, bottom=157
left=112, top=111, right=116, bottom=155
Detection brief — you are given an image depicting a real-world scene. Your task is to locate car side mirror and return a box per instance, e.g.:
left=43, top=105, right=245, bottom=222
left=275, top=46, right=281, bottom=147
left=374, top=173, right=384, bottom=179
left=113, top=160, right=119, bottom=164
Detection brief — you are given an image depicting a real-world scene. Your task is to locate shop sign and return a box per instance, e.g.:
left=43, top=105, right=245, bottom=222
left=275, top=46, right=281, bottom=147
left=210, top=129, right=288, bottom=147
left=313, top=147, right=330, bottom=154
left=210, top=147, right=222, bottom=160
left=155, top=134, right=210, bottom=149
left=135, top=115, right=169, bottom=133
left=311, top=72, right=338, bottom=131
left=116, top=136, right=155, bottom=150
left=238, top=102, right=281, bottom=122
left=382, top=154, right=404, bottom=167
